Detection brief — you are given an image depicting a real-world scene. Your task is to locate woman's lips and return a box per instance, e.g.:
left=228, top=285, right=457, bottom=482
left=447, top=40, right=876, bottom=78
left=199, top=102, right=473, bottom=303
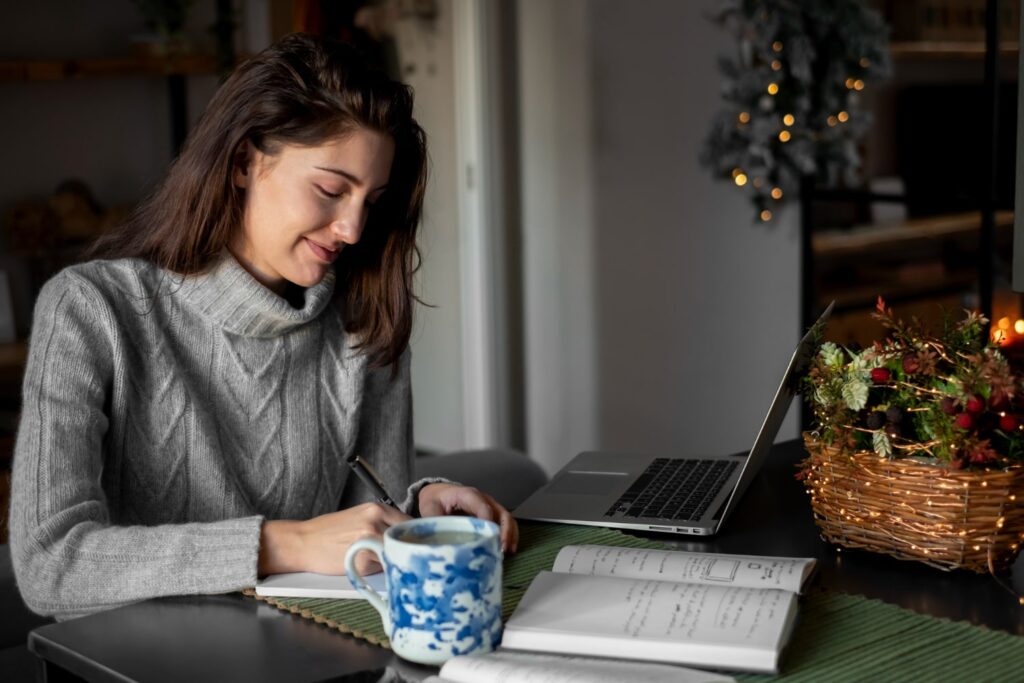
left=305, top=238, right=339, bottom=263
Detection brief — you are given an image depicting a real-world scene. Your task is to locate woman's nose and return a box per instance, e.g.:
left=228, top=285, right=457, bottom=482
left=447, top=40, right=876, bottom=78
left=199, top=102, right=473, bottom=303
left=331, top=200, right=367, bottom=245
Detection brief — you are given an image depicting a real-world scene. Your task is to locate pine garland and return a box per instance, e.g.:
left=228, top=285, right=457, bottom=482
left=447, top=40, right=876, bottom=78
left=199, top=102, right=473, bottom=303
left=701, top=0, right=891, bottom=222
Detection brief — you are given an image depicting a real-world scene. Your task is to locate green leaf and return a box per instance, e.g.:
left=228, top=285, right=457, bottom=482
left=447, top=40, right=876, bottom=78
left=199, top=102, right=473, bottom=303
left=842, top=378, right=870, bottom=411
left=820, top=342, right=843, bottom=368
left=873, top=430, right=892, bottom=458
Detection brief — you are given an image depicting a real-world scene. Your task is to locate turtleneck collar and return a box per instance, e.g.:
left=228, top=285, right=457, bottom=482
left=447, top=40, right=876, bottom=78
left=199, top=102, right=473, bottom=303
left=178, top=255, right=336, bottom=337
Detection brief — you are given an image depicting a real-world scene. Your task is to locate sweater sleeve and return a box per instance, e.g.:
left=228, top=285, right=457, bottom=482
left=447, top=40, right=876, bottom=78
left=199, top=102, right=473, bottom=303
left=345, top=349, right=449, bottom=517
left=9, top=273, right=263, bottom=620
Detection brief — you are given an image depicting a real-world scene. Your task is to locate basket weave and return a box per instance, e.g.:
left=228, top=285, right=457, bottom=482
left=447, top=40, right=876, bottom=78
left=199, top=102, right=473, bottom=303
left=802, top=434, right=1024, bottom=573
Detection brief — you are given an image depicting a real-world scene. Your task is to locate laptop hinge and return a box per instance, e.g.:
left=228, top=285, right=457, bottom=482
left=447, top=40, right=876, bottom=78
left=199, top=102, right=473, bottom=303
left=711, top=496, right=730, bottom=521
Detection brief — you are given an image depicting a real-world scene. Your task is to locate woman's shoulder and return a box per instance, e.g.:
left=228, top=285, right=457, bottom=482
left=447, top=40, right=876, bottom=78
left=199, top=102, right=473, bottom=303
left=42, top=258, right=166, bottom=303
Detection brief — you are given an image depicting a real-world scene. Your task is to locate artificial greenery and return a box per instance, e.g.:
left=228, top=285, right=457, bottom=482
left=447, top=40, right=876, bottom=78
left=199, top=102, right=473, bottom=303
left=804, top=298, right=1024, bottom=468
left=701, top=0, right=891, bottom=222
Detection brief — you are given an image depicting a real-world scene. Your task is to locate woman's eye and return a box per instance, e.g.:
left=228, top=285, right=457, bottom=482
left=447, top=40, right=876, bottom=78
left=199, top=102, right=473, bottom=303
left=316, top=186, right=343, bottom=199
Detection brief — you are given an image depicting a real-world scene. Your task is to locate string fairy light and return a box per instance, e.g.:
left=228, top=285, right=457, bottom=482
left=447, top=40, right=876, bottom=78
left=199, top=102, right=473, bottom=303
left=701, top=1, right=891, bottom=222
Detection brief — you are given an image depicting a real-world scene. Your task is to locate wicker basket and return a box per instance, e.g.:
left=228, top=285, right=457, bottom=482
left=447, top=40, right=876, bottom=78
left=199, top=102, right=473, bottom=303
left=802, top=434, right=1024, bottom=573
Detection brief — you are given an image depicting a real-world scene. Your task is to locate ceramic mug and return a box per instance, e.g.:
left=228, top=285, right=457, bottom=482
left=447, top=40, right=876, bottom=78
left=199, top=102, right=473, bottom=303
left=344, top=516, right=503, bottom=665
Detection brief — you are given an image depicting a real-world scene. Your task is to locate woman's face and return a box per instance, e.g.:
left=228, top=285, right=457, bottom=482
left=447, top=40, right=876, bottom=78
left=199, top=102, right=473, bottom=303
left=230, top=128, right=395, bottom=293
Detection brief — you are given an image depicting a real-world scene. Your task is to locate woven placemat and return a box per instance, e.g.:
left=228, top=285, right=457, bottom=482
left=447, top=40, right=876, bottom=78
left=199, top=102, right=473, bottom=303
left=248, top=522, right=1024, bottom=680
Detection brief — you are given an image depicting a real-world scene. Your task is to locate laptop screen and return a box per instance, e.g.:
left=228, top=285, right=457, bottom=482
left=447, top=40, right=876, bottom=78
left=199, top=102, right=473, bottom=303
left=714, top=302, right=833, bottom=524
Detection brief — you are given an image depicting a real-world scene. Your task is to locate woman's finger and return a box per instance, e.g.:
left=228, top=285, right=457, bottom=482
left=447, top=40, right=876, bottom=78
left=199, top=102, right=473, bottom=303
left=483, top=493, right=518, bottom=553
left=454, top=487, right=496, bottom=521
left=375, top=503, right=413, bottom=527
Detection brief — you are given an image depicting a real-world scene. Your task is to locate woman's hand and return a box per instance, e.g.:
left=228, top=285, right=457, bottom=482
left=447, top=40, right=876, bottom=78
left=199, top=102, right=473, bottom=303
left=258, top=502, right=411, bottom=577
left=417, top=483, right=519, bottom=553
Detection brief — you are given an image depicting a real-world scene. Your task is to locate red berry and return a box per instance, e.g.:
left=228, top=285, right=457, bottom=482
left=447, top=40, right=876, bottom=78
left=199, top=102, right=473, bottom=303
left=1000, top=414, right=1019, bottom=432
left=965, top=395, right=985, bottom=414
left=955, top=413, right=975, bottom=430
left=870, top=368, right=891, bottom=384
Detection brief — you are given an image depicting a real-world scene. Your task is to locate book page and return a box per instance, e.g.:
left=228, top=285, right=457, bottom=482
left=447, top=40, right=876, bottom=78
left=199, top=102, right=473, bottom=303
left=552, top=545, right=815, bottom=593
left=429, top=651, right=735, bottom=683
left=502, top=571, right=797, bottom=673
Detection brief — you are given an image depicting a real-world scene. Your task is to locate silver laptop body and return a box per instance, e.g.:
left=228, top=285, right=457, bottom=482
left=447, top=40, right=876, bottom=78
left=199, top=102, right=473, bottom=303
left=513, top=303, right=832, bottom=536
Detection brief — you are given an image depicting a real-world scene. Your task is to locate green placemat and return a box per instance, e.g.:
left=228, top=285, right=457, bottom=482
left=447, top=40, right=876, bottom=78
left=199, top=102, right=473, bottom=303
left=249, top=522, right=1024, bottom=680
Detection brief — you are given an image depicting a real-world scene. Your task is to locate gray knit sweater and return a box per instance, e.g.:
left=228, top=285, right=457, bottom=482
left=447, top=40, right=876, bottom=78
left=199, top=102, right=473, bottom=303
left=10, top=256, right=436, bottom=619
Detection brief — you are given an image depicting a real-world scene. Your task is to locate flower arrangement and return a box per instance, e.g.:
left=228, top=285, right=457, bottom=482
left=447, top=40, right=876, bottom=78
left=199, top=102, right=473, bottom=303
left=804, top=297, right=1024, bottom=469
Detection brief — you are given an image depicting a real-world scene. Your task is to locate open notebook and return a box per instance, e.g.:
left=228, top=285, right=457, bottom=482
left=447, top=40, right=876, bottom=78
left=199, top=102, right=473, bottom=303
left=255, top=570, right=386, bottom=599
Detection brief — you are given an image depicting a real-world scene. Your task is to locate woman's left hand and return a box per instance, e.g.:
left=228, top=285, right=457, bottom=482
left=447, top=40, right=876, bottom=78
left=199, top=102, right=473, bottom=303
left=417, top=483, right=519, bottom=553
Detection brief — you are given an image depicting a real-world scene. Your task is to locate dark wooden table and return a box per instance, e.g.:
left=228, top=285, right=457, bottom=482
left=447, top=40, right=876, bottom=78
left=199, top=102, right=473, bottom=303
left=29, top=439, right=1023, bottom=682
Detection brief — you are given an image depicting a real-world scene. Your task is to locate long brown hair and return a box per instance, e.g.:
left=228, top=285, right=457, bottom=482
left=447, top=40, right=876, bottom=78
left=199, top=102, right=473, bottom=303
left=90, top=33, right=427, bottom=368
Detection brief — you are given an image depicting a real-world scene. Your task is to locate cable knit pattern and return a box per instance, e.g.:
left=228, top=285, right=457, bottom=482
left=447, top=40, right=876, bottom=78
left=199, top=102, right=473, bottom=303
left=9, top=256, right=441, bottom=619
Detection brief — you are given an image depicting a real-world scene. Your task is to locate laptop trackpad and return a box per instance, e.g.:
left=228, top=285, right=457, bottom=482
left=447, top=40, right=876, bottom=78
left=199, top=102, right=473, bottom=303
left=547, top=472, right=627, bottom=496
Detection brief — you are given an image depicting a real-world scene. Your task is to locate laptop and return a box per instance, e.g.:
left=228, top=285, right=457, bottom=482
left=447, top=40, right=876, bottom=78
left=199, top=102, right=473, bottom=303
left=514, top=302, right=833, bottom=536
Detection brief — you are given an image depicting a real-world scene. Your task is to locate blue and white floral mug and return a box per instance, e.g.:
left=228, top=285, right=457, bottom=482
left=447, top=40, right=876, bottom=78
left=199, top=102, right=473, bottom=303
left=344, top=516, right=503, bottom=665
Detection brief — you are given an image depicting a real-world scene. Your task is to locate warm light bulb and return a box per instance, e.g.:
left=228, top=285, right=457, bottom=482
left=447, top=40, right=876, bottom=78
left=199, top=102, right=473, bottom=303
left=837, top=111, right=849, bottom=122
left=771, top=59, right=782, bottom=71
left=771, top=187, right=783, bottom=199
left=778, top=130, right=791, bottom=142
left=783, top=114, right=795, bottom=126
left=845, top=77, right=855, bottom=89
left=760, top=209, right=772, bottom=221
left=860, top=57, right=870, bottom=67
left=767, top=83, right=779, bottom=95
left=999, top=316, right=1012, bottom=330
left=731, top=167, right=742, bottom=178
left=772, top=41, right=783, bottom=52
left=738, top=111, right=751, bottom=123
left=854, top=79, right=865, bottom=90
left=827, top=116, right=838, bottom=127
left=734, top=173, right=748, bottom=186
left=1015, top=319, right=1024, bottom=334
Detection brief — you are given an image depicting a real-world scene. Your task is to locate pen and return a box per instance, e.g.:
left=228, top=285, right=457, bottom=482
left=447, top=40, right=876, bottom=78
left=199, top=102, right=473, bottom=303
left=345, top=452, right=399, bottom=508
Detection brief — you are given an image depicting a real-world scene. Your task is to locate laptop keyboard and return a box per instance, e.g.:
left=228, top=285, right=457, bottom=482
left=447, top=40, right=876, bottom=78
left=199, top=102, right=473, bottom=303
left=604, top=458, right=739, bottom=521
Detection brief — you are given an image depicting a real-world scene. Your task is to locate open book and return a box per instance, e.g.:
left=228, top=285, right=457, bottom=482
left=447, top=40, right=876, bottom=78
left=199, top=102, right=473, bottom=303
left=254, top=571, right=385, bottom=599
left=500, top=545, right=816, bottom=674
left=424, top=651, right=736, bottom=683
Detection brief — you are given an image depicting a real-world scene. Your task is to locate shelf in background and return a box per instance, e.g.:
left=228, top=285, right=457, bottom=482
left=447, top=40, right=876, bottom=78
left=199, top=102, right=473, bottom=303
left=817, top=273, right=977, bottom=312
left=813, top=210, right=1014, bottom=259
left=890, top=41, right=1019, bottom=59
left=0, top=54, right=222, bottom=82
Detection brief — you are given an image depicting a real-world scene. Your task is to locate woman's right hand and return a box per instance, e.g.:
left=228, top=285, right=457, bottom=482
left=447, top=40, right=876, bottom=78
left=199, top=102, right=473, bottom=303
left=258, top=503, right=411, bottom=577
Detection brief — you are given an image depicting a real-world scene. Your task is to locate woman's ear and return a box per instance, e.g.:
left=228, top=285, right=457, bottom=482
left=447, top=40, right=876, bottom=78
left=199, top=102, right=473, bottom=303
left=233, top=141, right=256, bottom=189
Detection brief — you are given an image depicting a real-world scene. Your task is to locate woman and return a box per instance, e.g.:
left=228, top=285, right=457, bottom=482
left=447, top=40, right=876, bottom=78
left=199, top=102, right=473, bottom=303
left=10, top=33, right=517, bottom=620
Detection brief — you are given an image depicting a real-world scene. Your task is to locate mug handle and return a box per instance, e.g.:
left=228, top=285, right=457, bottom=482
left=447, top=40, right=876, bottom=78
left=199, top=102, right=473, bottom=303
left=345, top=538, right=388, bottom=623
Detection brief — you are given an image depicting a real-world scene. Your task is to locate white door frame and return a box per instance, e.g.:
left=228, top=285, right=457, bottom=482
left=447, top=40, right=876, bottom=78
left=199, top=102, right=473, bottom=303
left=452, top=0, right=503, bottom=448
